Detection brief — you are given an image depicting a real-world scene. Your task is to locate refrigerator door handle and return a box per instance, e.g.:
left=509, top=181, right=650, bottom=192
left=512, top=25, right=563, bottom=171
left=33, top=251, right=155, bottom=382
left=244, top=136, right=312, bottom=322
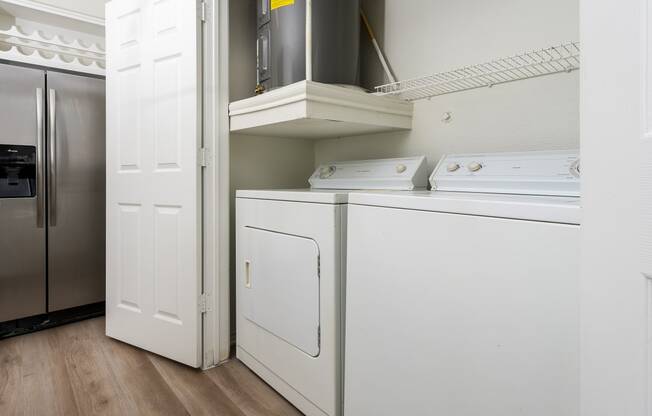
left=36, top=88, right=45, bottom=228
left=48, top=89, right=57, bottom=226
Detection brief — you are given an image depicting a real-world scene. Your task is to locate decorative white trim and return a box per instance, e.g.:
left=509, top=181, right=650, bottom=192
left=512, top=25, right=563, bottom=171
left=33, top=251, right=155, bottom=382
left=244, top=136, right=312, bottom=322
left=0, top=24, right=104, bottom=54
left=0, top=0, right=104, bottom=26
left=0, top=24, right=105, bottom=75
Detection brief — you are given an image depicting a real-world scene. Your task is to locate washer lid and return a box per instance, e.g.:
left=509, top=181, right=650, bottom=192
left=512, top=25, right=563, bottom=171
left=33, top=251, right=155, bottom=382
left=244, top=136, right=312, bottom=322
left=310, top=156, right=429, bottom=190
left=349, top=191, right=581, bottom=224
left=431, top=150, right=580, bottom=197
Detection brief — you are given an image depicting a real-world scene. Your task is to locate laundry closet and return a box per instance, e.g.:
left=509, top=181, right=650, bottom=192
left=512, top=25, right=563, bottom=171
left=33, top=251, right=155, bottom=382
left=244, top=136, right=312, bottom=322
left=228, top=1, right=581, bottom=415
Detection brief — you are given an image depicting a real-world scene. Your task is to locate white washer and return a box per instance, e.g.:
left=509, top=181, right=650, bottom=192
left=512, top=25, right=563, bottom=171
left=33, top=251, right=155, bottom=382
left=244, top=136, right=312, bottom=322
left=235, top=156, right=429, bottom=416
left=344, top=150, right=581, bottom=416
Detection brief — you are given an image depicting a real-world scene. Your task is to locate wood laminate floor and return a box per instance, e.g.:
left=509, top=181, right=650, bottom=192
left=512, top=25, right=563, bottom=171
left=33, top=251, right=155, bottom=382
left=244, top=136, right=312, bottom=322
left=0, top=317, right=303, bottom=416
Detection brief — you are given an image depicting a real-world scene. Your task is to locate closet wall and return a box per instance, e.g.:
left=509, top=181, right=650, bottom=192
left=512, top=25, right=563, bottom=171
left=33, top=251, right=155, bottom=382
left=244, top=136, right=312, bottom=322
left=315, top=0, right=580, bottom=169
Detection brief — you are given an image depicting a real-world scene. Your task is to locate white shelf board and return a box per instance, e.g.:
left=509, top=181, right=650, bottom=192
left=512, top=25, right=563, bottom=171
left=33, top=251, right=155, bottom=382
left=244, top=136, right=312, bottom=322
left=0, top=0, right=104, bottom=26
left=229, top=80, right=413, bottom=139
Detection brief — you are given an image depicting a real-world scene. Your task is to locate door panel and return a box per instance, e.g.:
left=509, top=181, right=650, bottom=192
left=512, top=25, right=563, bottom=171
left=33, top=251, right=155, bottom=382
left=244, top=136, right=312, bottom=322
left=0, top=63, right=46, bottom=322
left=47, top=71, right=106, bottom=312
left=106, top=0, right=202, bottom=367
left=242, top=227, right=320, bottom=357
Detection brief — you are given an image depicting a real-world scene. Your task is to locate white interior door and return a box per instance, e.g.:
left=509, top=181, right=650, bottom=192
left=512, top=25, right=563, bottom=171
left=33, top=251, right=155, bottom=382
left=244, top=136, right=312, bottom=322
left=105, top=0, right=202, bottom=367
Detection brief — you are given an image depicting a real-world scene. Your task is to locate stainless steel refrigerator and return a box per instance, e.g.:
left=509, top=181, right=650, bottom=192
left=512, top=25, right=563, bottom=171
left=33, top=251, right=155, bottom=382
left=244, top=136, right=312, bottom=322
left=0, top=62, right=105, bottom=323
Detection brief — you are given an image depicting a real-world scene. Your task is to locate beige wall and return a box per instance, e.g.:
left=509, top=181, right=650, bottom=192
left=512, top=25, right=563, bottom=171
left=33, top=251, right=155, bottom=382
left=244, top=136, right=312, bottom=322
left=315, top=0, right=580, bottom=171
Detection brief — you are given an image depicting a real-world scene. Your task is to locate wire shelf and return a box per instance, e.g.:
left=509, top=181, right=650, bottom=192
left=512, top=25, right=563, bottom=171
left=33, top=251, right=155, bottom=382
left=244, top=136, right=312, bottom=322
left=375, top=41, right=580, bottom=101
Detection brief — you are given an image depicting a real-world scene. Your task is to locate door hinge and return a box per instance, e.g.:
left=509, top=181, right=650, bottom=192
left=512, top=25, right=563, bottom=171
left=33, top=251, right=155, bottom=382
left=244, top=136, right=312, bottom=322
left=317, top=255, right=321, bottom=278
left=317, top=326, right=321, bottom=348
left=199, top=1, right=207, bottom=22
left=199, top=147, right=210, bottom=167
left=199, top=293, right=211, bottom=313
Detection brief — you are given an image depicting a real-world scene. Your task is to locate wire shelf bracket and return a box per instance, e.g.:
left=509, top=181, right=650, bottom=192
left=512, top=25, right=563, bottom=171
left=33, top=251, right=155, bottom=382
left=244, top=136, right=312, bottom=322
left=375, top=41, right=580, bottom=101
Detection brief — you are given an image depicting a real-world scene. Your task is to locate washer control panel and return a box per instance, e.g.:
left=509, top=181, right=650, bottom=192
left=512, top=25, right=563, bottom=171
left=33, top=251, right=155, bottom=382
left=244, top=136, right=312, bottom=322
left=431, top=150, right=580, bottom=196
left=310, top=156, right=430, bottom=190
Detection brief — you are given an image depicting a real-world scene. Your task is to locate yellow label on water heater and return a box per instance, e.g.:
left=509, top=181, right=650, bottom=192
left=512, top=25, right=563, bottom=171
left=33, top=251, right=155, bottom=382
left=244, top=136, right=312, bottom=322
left=271, top=0, right=294, bottom=10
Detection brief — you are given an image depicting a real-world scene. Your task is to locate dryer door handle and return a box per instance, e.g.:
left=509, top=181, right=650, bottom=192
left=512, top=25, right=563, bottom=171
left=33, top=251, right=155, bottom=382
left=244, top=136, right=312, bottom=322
left=245, top=260, right=252, bottom=288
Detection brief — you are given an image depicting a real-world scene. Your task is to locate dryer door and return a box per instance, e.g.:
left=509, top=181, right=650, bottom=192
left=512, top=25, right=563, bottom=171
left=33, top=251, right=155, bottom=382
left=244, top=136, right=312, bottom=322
left=242, top=227, right=321, bottom=357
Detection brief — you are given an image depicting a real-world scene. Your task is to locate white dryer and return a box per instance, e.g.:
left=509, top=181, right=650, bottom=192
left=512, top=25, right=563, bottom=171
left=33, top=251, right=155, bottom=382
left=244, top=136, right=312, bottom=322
left=344, top=150, right=581, bottom=416
left=235, top=156, right=429, bottom=416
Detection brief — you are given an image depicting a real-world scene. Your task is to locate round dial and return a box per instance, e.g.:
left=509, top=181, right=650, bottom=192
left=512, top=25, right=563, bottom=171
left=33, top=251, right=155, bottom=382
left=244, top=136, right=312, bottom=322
left=446, top=163, right=460, bottom=172
left=468, top=162, right=483, bottom=172
left=319, top=166, right=336, bottom=179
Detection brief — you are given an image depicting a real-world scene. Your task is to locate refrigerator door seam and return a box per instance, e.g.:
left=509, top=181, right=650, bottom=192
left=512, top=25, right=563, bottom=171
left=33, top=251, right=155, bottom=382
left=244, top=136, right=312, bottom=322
left=48, top=88, right=57, bottom=227
left=35, top=87, right=45, bottom=228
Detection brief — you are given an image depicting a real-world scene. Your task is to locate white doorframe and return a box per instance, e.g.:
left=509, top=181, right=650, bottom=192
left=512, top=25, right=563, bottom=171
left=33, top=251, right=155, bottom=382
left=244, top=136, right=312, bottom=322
left=202, top=0, right=231, bottom=368
left=580, top=0, right=648, bottom=414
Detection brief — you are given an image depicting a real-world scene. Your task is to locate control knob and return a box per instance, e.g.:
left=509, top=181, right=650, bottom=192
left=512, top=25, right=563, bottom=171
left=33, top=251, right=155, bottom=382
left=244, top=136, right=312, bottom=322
left=446, top=163, right=460, bottom=172
left=468, top=162, right=483, bottom=172
left=319, top=166, right=336, bottom=179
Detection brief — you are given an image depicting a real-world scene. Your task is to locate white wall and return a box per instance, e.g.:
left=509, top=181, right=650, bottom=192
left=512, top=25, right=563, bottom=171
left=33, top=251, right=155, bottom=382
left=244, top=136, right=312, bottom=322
left=315, top=0, right=579, bottom=170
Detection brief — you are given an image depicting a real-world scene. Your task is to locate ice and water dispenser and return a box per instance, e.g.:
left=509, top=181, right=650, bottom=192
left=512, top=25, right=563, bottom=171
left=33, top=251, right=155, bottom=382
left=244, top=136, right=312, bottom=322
left=0, top=144, right=36, bottom=198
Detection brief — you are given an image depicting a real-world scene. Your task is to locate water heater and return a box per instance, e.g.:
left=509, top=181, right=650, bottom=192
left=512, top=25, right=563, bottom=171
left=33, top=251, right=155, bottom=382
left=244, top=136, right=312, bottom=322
left=256, top=0, right=360, bottom=93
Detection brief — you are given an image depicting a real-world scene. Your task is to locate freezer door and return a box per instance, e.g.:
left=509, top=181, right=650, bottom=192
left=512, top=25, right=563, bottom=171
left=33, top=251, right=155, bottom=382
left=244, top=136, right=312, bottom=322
left=0, top=63, right=46, bottom=322
left=47, top=71, right=105, bottom=312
